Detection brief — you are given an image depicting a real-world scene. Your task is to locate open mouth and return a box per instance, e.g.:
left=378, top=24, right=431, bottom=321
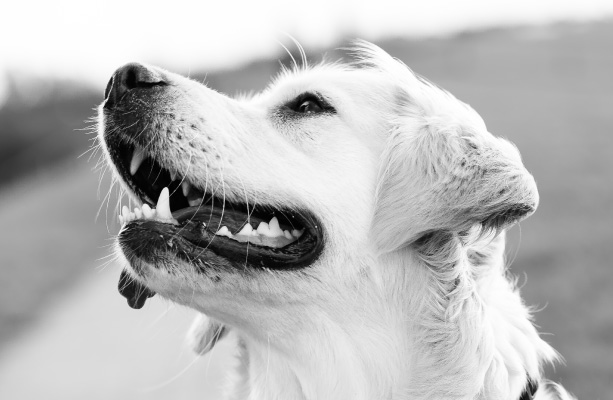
left=109, top=141, right=324, bottom=272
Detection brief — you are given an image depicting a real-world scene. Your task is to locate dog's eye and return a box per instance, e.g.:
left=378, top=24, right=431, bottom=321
left=297, top=98, right=323, bottom=114
left=285, top=92, right=335, bottom=115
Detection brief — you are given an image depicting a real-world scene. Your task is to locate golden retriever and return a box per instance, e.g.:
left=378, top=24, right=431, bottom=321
left=97, top=41, right=573, bottom=400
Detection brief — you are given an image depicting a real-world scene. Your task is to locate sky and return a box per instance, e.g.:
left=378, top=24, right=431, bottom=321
left=2, top=0, right=613, bottom=104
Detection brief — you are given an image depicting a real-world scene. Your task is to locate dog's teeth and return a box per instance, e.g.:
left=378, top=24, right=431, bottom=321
left=170, top=170, right=178, bottom=181
left=130, top=146, right=146, bottom=176
left=237, top=223, right=254, bottom=236
left=268, top=217, right=284, bottom=237
left=291, top=229, right=304, bottom=238
left=256, top=221, right=270, bottom=236
left=223, top=223, right=300, bottom=248
left=119, top=215, right=124, bottom=225
left=215, top=226, right=233, bottom=238
left=121, top=206, right=131, bottom=223
left=142, top=204, right=155, bottom=219
left=181, top=181, right=191, bottom=197
left=134, top=208, right=142, bottom=219
left=254, top=218, right=285, bottom=238
left=257, top=221, right=278, bottom=237
left=156, top=187, right=173, bottom=220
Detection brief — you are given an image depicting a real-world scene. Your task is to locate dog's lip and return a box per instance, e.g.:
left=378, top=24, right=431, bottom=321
left=118, top=204, right=324, bottom=270
left=118, top=269, right=155, bottom=309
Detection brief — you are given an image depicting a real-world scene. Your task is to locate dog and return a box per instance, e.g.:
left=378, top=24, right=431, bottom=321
left=96, top=41, right=574, bottom=400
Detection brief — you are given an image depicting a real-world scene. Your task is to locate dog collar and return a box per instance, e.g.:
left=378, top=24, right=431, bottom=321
left=519, top=379, right=539, bottom=400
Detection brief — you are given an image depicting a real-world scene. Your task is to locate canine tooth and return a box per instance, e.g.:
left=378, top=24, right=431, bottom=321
left=156, top=187, right=173, bottom=220
left=130, top=146, right=146, bottom=176
left=188, top=199, right=201, bottom=207
left=122, top=206, right=130, bottom=221
left=215, top=226, right=232, bottom=237
left=284, top=230, right=292, bottom=239
left=181, top=181, right=191, bottom=197
left=170, top=170, right=178, bottom=181
left=268, top=217, right=284, bottom=237
left=134, top=208, right=142, bottom=219
left=142, top=204, right=155, bottom=219
left=237, top=223, right=253, bottom=236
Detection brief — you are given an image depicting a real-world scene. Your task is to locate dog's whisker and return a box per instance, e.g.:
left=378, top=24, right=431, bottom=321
left=285, top=33, right=308, bottom=70
left=95, top=255, right=120, bottom=272
left=95, top=173, right=115, bottom=229
left=78, top=141, right=99, bottom=160
left=277, top=40, right=299, bottom=72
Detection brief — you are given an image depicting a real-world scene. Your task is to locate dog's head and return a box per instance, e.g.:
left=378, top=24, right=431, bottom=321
left=98, top=42, right=542, bottom=397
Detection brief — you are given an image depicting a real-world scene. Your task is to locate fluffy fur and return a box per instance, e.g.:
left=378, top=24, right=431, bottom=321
left=99, top=41, right=574, bottom=400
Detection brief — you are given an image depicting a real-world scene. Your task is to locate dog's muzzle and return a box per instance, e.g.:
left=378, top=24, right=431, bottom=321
left=100, top=63, right=325, bottom=308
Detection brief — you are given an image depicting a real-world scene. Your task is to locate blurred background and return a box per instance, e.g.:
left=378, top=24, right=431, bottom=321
left=1, top=1, right=612, bottom=399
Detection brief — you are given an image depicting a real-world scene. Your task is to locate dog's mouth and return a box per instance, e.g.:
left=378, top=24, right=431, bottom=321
left=106, top=139, right=324, bottom=307
left=111, top=141, right=324, bottom=268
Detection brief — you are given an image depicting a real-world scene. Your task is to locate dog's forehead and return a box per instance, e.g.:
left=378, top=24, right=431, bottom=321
left=246, top=61, right=484, bottom=134
left=250, top=65, right=395, bottom=107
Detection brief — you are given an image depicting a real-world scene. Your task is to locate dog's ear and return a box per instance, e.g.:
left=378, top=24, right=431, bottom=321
left=186, top=313, right=228, bottom=355
left=372, top=95, right=538, bottom=254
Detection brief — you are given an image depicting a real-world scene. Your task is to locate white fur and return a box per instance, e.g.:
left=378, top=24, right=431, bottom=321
left=100, top=41, right=574, bottom=400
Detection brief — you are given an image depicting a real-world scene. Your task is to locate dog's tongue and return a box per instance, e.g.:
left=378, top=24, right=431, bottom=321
left=118, top=269, right=156, bottom=309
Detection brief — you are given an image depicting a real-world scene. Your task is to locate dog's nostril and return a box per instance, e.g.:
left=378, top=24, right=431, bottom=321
left=103, top=63, right=166, bottom=109
left=125, top=68, right=138, bottom=90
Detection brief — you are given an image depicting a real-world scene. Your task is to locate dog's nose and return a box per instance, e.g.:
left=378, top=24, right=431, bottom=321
left=104, top=63, right=166, bottom=109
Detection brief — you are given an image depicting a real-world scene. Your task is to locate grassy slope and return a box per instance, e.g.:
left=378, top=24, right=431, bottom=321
left=0, top=21, right=611, bottom=399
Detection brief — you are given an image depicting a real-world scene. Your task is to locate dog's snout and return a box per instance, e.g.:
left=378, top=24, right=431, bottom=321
left=104, top=63, right=166, bottom=109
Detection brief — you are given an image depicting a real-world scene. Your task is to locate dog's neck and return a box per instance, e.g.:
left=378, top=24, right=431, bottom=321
left=225, top=234, right=555, bottom=400
left=228, top=295, right=409, bottom=400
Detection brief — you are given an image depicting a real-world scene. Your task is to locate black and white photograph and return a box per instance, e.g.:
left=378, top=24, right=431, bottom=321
left=1, top=1, right=612, bottom=399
